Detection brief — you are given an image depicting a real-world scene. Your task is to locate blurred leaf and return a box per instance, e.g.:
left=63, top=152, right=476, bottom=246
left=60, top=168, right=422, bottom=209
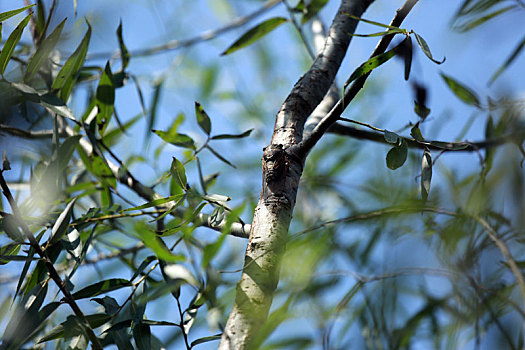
left=190, top=334, right=222, bottom=347
left=404, top=36, right=412, bottom=80
left=386, top=139, right=408, bottom=170
left=421, top=147, right=432, bottom=202
left=133, top=323, right=151, bottom=350
left=90, top=155, right=117, bottom=189
left=414, top=32, right=445, bottom=64
left=195, top=101, right=211, bottom=135
left=211, top=128, right=253, bottom=140
left=202, top=233, right=226, bottom=268
left=345, top=47, right=398, bottom=87
left=170, top=157, right=187, bottom=190
left=163, top=264, right=199, bottom=287
left=410, top=123, right=424, bottom=141
left=130, top=256, right=156, bottom=282
left=57, top=135, right=81, bottom=171
left=2, top=150, right=10, bottom=171
left=346, top=15, right=404, bottom=29
left=146, top=79, right=163, bottom=141
left=440, top=73, right=480, bottom=107
left=414, top=100, right=430, bottom=119
left=35, top=0, right=45, bottom=37
left=0, top=5, right=34, bottom=22
left=221, top=17, right=288, bottom=56
left=1, top=213, right=24, bottom=242
left=135, top=222, right=185, bottom=263
left=72, top=279, right=131, bottom=299
left=49, top=198, right=77, bottom=244
left=0, top=243, right=21, bottom=264
left=484, top=115, right=494, bottom=173
left=456, top=5, right=516, bottom=32
left=116, top=20, right=130, bottom=70
left=38, top=314, right=111, bottom=343
left=0, top=13, right=32, bottom=76
left=96, top=62, right=115, bottom=133
left=301, top=0, right=328, bottom=24
left=153, top=130, right=196, bottom=149
left=350, top=28, right=406, bottom=37
left=52, top=22, right=91, bottom=97
left=24, top=19, right=66, bottom=83
left=122, top=193, right=184, bottom=212
left=489, top=33, right=525, bottom=84
left=206, top=145, right=236, bottom=168
left=428, top=140, right=469, bottom=150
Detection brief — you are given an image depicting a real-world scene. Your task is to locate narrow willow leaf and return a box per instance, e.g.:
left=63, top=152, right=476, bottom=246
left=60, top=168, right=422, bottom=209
left=92, top=296, right=120, bottom=316
left=163, top=264, right=199, bottom=287
left=350, top=28, right=406, bottom=37
left=0, top=13, right=32, bottom=75
left=456, top=5, right=516, bottom=32
left=91, top=155, right=117, bottom=188
left=345, top=14, right=403, bottom=30
left=133, top=323, right=151, bottom=350
left=122, top=193, right=184, bottom=212
left=211, top=128, right=253, bottom=140
left=489, top=33, right=525, bottom=85
left=40, top=93, right=76, bottom=121
left=0, top=5, right=35, bottom=22
left=52, top=22, right=91, bottom=93
left=24, top=19, right=66, bottom=83
left=49, top=198, right=77, bottom=244
left=384, top=130, right=400, bottom=144
left=414, top=100, right=430, bottom=119
left=221, top=17, right=288, bottom=56
left=95, top=62, right=115, bottom=132
left=195, top=101, right=211, bottom=135
left=386, top=139, right=408, bottom=170
left=72, top=279, right=131, bottom=299
left=38, top=314, right=111, bottom=343
left=146, top=79, right=163, bottom=140
left=2, top=213, right=24, bottom=242
left=170, top=157, right=187, bottom=190
left=206, top=145, right=236, bottom=168
left=414, top=32, right=445, bottom=64
left=0, top=243, right=21, bottom=265
left=484, top=116, right=494, bottom=173
left=421, top=147, right=432, bottom=202
left=136, top=223, right=185, bottom=263
left=410, top=123, right=424, bottom=141
left=190, top=334, right=222, bottom=347
left=130, top=256, right=156, bottom=282
left=153, top=130, right=196, bottom=149
left=404, top=36, right=412, bottom=81
left=345, top=48, right=397, bottom=87
left=116, top=20, right=130, bottom=70
left=440, top=73, right=480, bottom=107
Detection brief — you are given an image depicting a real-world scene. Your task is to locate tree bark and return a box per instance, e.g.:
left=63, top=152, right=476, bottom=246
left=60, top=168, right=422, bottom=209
left=219, top=1, right=374, bottom=348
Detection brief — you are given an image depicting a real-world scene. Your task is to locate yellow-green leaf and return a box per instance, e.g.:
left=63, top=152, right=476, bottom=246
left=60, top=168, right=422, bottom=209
left=440, top=73, right=480, bottom=108
left=0, top=5, right=34, bottom=22
left=0, top=13, right=32, bottom=76
left=195, top=101, right=211, bottom=135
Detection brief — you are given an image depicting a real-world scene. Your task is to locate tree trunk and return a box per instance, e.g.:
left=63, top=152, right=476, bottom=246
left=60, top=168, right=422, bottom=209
left=219, top=1, right=375, bottom=348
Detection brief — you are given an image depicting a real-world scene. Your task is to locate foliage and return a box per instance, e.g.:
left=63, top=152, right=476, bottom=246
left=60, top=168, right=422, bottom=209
left=0, top=0, right=524, bottom=349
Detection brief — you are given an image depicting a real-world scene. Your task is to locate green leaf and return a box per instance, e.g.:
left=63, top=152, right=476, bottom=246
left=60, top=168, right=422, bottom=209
left=1, top=213, right=24, bottom=242
left=206, top=145, right=236, bottom=168
left=153, top=130, right=196, bottom=149
left=221, top=17, right=288, bottom=56
left=38, top=314, right=111, bottom=343
left=421, top=147, right=432, bottom=202
left=211, top=128, right=253, bottom=140
left=163, top=264, right=199, bottom=287
left=0, top=13, right=32, bottom=76
left=40, top=93, right=77, bottom=121
left=49, top=198, right=77, bottom=244
left=410, top=123, right=424, bottom=141
left=386, top=139, right=408, bottom=170
left=92, top=296, right=120, bottom=316
left=440, top=73, right=481, bottom=107
left=345, top=47, right=397, bottom=87
left=404, top=36, right=412, bottom=81
left=414, top=33, right=445, bottom=64
left=190, top=334, right=222, bottom=347
left=56, top=135, right=82, bottom=171
left=414, top=100, right=430, bottom=119
left=349, top=28, right=406, bottom=37
left=345, top=14, right=404, bottom=30
left=301, top=0, right=328, bottom=24
left=170, top=157, right=187, bottom=190
left=96, top=61, right=115, bottom=133
left=116, top=20, right=130, bottom=70
left=135, top=222, right=185, bottom=263
left=455, top=5, right=516, bottom=32
left=90, top=155, right=117, bottom=189
left=0, top=5, right=34, bottom=22
left=24, top=19, right=66, bottom=83
left=146, top=79, right=164, bottom=141
left=122, top=193, right=185, bottom=212
left=0, top=243, right=21, bottom=265
left=130, top=256, right=156, bottom=282
left=72, top=279, right=131, bottom=299
left=195, top=101, right=211, bottom=135
left=52, top=22, right=91, bottom=95
left=484, top=116, right=495, bottom=173
left=489, top=33, right=525, bottom=85
left=133, top=323, right=151, bottom=350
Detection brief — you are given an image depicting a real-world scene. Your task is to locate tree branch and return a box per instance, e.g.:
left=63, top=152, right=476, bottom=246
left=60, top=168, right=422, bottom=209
left=299, top=0, right=420, bottom=156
